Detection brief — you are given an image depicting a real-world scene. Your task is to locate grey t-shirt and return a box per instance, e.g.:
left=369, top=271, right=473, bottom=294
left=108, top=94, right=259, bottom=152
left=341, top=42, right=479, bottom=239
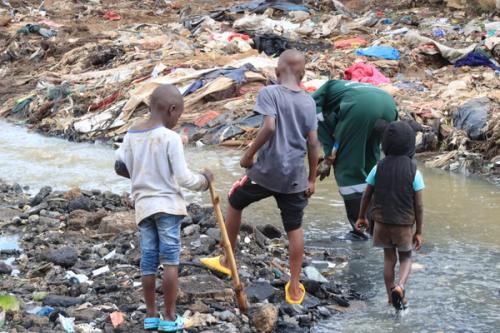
left=247, top=85, right=317, bottom=194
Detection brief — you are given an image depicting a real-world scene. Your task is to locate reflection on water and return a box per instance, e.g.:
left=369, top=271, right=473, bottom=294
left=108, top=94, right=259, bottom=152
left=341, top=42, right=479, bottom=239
left=1, top=121, right=500, bottom=332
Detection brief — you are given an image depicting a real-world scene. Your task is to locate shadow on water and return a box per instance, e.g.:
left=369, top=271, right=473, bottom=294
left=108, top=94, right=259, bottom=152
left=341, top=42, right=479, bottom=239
left=1, top=120, right=500, bottom=331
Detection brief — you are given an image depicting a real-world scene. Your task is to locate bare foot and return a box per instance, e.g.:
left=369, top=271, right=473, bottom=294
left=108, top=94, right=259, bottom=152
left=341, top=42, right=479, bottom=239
left=288, top=282, right=305, bottom=302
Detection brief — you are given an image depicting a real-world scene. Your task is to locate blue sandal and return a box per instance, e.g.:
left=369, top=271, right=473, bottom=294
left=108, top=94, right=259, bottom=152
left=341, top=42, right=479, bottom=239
left=144, top=317, right=160, bottom=330
left=158, top=315, right=184, bottom=332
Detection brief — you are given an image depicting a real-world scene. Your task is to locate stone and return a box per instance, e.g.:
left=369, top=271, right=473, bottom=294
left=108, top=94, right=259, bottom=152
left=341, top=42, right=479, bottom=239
left=189, top=300, right=211, bottom=313
left=98, top=211, right=137, bottom=234
left=206, top=227, right=221, bottom=242
left=248, top=303, right=278, bottom=333
left=42, top=295, right=84, bottom=307
left=218, top=310, right=236, bottom=322
left=244, top=281, right=276, bottom=303
left=68, top=196, right=92, bottom=212
left=280, top=303, right=305, bottom=316
left=12, top=183, right=23, bottom=194
left=45, top=246, right=78, bottom=267
left=68, top=209, right=107, bottom=230
left=183, top=224, right=200, bottom=236
left=26, top=202, right=48, bottom=216
left=46, top=197, right=68, bottom=211
left=0, top=261, right=12, bottom=275
left=274, top=321, right=303, bottom=333
left=178, top=274, right=234, bottom=303
left=185, top=312, right=219, bottom=327
left=28, top=214, right=40, bottom=223
left=303, top=266, right=328, bottom=283
left=29, top=186, right=52, bottom=206
left=258, top=224, right=282, bottom=239
left=317, top=306, right=331, bottom=317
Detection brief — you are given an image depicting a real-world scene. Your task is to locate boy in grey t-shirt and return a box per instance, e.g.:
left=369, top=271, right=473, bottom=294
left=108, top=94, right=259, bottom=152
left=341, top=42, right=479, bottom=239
left=201, top=50, right=319, bottom=305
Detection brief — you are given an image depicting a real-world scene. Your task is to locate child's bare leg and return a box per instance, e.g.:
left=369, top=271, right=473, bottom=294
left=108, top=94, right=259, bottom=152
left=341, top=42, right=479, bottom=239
left=142, top=275, right=157, bottom=317
left=287, top=227, right=305, bottom=300
left=397, top=250, right=412, bottom=287
left=383, top=248, right=397, bottom=302
left=222, top=204, right=242, bottom=267
left=162, top=265, right=178, bottom=321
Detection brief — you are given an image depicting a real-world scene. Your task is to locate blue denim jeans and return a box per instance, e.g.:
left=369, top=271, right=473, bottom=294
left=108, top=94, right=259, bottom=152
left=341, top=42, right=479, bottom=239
left=139, top=213, right=183, bottom=276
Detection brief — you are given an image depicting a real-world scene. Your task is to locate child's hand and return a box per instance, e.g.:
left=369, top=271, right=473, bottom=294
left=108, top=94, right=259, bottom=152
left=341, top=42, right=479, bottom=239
left=305, top=180, right=315, bottom=198
left=202, top=169, right=214, bottom=184
left=316, top=158, right=332, bottom=181
left=413, top=233, right=423, bottom=251
left=355, top=218, right=369, bottom=231
left=240, top=153, right=254, bottom=169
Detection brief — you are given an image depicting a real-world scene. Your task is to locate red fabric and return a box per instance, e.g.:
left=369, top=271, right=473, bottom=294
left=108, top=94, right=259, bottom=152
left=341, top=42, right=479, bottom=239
left=227, top=33, right=251, bottom=41
left=104, top=11, right=121, bottom=21
left=194, top=110, right=220, bottom=127
left=334, top=37, right=368, bottom=49
left=89, top=91, right=120, bottom=112
left=343, top=63, right=391, bottom=86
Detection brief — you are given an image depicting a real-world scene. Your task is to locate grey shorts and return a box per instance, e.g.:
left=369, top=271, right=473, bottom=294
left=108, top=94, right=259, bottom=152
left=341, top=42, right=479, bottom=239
left=373, top=222, right=413, bottom=252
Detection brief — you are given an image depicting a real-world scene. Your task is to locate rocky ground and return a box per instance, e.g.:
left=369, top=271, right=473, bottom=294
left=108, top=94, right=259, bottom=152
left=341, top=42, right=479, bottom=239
left=0, top=180, right=364, bottom=333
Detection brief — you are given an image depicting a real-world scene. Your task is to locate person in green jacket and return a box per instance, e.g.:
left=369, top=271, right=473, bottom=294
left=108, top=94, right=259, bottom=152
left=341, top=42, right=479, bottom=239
left=313, top=80, right=398, bottom=239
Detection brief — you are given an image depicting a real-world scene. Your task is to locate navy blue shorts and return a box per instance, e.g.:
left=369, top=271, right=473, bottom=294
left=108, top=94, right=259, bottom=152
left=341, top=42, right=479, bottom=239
left=228, top=176, right=308, bottom=232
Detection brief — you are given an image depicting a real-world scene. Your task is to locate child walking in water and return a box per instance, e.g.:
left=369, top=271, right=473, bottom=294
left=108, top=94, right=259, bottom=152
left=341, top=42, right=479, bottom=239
left=200, top=49, right=319, bottom=304
left=356, top=121, right=424, bottom=310
left=115, top=84, right=213, bottom=331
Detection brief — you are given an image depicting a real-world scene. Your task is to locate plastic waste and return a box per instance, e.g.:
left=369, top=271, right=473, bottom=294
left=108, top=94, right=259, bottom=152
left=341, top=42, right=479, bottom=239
left=355, top=45, right=400, bottom=60
left=17, top=24, right=56, bottom=38
left=381, top=27, right=408, bottom=35
left=253, top=33, right=330, bottom=56
left=0, top=310, right=5, bottom=328
left=230, top=0, right=309, bottom=14
left=344, top=62, right=391, bottom=85
left=58, top=314, right=76, bottom=333
left=103, top=10, right=121, bottom=21
left=453, top=97, right=491, bottom=140
left=0, top=294, right=20, bottom=312
left=11, top=97, right=33, bottom=114
left=65, top=271, right=90, bottom=284
left=382, top=18, right=393, bottom=24
left=36, top=306, right=55, bottom=316
left=432, top=27, right=446, bottom=37
left=333, top=37, right=367, bottom=49
left=92, top=265, right=110, bottom=277
left=454, top=51, right=500, bottom=71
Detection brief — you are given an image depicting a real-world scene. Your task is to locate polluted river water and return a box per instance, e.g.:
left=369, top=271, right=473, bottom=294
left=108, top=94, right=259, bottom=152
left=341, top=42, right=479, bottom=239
left=0, top=120, right=499, bottom=332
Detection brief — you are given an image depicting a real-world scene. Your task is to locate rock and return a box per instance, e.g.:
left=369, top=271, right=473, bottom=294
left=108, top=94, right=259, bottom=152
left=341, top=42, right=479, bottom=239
left=68, top=209, right=107, bottom=230
left=254, top=227, right=269, bottom=249
left=32, top=291, right=48, bottom=301
left=185, top=312, right=219, bottom=327
left=189, top=300, right=211, bottom=313
left=68, top=196, right=92, bottom=212
left=206, top=227, right=221, bottom=242
left=257, top=224, right=282, bottom=239
left=98, top=211, right=136, bottom=234
left=12, top=183, right=23, bottom=194
left=26, top=202, right=48, bottom=216
left=245, top=281, right=276, bottom=303
left=183, top=224, right=200, bottom=236
left=178, top=274, right=234, bottom=303
left=317, top=306, right=331, bottom=317
left=0, top=261, right=13, bottom=275
left=28, top=214, right=40, bottom=223
left=248, top=303, right=278, bottom=333
left=46, top=197, right=68, bottom=211
left=218, top=310, right=236, bottom=322
left=303, top=266, right=328, bottom=283
left=280, top=303, right=305, bottom=316
left=45, top=246, right=78, bottom=267
left=43, top=295, right=84, bottom=308
left=186, top=203, right=206, bottom=223
left=29, top=186, right=52, bottom=206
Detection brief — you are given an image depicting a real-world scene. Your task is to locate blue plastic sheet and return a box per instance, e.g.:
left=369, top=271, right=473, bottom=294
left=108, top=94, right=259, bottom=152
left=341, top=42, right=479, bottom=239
left=355, top=46, right=400, bottom=60
left=454, top=51, right=500, bottom=71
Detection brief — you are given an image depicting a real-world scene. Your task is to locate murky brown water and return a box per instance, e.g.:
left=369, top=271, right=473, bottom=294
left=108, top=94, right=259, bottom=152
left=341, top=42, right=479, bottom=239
left=1, top=121, right=499, bottom=332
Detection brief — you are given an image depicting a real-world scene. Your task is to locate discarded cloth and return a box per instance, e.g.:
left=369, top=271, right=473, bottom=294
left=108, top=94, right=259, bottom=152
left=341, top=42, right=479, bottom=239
left=17, top=24, right=56, bottom=38
left=343, top=63, right=390, bottom=85
left=230, top=0, right=309, bottom=14
left=453, top=97, right=491, bottom=140
left=334, top=37, right=368, bottom=49
left=253, top=33, right=330, bottom=56
left=454, top=51, right=500, bottom=71
left=103, top=10, right=121, bottom=21
left=11, top=97, right=33, bottom=114
left=355, top=46, right=400, bottom=60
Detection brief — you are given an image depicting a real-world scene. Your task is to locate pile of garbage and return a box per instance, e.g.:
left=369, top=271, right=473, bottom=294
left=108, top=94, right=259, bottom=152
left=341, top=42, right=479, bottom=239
left=0, top=180, right=364, bottom=332
left=0, top=0, right=499, bottom=180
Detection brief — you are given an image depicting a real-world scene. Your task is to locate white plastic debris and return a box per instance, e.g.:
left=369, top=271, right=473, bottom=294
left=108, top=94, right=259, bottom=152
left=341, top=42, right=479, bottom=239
left=92, top=265, right=110, bottom=277
left=65, top=271, right=90, bottom=284
left=58, top=314, right=76, bottom=333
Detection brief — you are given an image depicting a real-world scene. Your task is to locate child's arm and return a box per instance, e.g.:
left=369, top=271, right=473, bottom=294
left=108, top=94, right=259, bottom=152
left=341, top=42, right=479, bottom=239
left=305, top=130, right=320, bottom=197
left=114, top=161, right=130, bottom=179
left=240, top=115, right=276, bottom=168
left=170, top=135, right=212, bottom=191
left=355, top=185, right=374, bottom=230
left=413, top=190, right=424, bottom=250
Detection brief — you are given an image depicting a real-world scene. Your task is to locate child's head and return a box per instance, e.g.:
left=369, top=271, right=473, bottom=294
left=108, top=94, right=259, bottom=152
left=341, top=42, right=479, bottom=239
left=382, top=121, right=416, bottom=157
left=276, top=49, right=305, bottom=84
left=150, top=84, right=184, bottom=129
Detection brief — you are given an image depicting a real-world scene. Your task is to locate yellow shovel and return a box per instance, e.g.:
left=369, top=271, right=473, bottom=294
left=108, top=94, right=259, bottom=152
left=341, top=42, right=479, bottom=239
left=208, top=182, right=249, bottom=313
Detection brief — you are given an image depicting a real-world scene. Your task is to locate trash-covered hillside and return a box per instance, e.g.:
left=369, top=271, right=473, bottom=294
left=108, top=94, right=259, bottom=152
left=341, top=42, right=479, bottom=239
left=1, top=0, right=499, bottom=182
